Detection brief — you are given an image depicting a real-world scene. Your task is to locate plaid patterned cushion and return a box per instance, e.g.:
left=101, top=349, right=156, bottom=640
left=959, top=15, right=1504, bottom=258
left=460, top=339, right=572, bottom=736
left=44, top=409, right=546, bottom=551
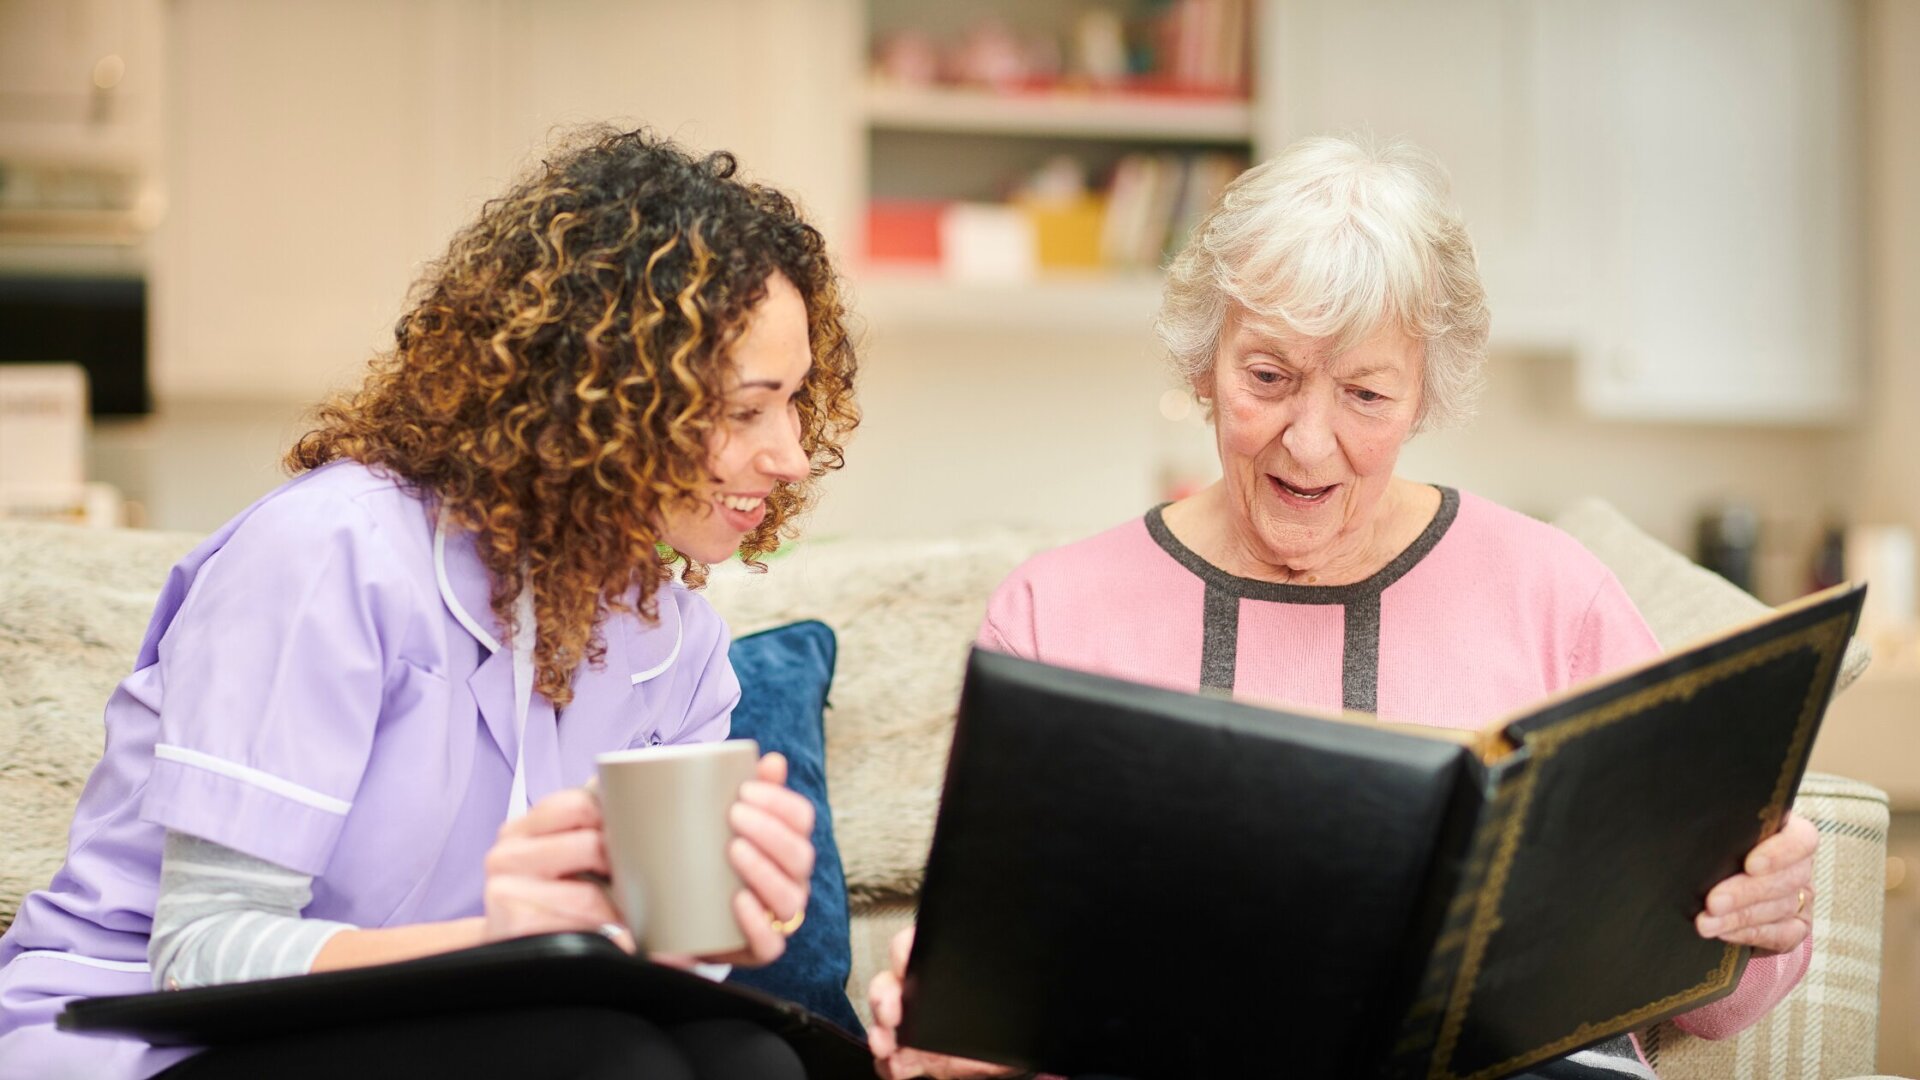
left=1644, top=773, right=1889, bottom=1079
left=847, top=900, right=916, bottom=1029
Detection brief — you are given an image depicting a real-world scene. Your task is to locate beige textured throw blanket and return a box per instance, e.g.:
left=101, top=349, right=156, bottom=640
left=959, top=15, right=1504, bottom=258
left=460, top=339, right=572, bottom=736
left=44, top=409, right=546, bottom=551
left=0, top=519, right=1057, bottom=930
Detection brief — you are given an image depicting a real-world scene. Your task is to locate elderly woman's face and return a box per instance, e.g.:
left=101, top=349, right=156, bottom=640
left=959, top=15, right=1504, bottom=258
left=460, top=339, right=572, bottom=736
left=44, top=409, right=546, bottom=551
left=1204, top=308, right=1423, bottom=570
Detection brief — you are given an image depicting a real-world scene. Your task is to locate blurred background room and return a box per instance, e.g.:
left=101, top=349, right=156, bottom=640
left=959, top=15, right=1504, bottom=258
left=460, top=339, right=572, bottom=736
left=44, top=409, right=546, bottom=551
left=1, top=0, right=1915, bottom=1067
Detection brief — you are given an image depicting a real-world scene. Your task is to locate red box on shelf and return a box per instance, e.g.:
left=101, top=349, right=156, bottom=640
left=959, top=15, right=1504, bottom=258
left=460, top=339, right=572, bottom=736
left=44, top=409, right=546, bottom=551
left=865, top=200, right=946, bottom=267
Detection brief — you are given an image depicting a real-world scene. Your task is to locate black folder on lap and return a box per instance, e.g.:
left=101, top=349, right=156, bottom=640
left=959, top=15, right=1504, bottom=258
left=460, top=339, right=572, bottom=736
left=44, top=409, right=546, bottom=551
left=899, top=585, right=1864, bottom=1080
left=59, top=933, right=872, bottom=1079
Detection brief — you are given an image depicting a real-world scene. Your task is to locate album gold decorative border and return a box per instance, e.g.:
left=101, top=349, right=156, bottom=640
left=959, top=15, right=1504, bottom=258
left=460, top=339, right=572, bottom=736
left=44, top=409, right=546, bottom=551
left=1425, top=610, right=1851, bottom=1080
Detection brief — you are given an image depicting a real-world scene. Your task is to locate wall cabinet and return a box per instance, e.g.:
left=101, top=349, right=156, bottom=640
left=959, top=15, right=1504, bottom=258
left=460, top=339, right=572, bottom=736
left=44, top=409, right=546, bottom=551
left=152, top=0, right=856, bottom=401
left=1255, top=0, right=1587, bottom=349
left=1570, top=0, right=1860, bottom=424
left=1259, top=0, right=1861, bottom=424
left=0, top=0, right=162, bottom=164
left=0, top=0, right=164, bottom=250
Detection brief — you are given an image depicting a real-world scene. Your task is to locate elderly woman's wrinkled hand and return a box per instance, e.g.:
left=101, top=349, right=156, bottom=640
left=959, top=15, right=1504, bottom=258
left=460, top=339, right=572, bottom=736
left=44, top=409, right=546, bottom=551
left=1695, top=812, right=1818, bottom=953
left=868, top=926, right=1021, bottom=1080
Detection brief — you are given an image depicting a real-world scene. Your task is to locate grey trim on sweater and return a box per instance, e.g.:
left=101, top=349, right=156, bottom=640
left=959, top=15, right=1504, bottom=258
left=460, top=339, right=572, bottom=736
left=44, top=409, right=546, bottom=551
left=149, top=831, right=355, bottom=991
left=1144, top=487, right=1459, bottom=711
left=1199, top=586, right=1239, bottom=693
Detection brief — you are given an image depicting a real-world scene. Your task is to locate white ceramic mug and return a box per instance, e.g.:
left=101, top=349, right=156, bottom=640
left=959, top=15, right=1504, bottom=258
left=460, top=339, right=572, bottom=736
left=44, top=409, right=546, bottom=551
left=595, top=739, right=759, bottom=955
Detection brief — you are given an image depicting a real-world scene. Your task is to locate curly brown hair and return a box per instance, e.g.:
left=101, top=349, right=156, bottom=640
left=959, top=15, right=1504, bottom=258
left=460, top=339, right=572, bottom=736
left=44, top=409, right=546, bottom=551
left=288, top=127, right=858, bottom=708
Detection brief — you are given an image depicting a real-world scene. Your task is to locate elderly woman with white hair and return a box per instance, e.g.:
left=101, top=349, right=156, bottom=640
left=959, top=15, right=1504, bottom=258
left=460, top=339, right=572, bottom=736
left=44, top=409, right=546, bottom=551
left=864, top=135, right=1819, bottom=1080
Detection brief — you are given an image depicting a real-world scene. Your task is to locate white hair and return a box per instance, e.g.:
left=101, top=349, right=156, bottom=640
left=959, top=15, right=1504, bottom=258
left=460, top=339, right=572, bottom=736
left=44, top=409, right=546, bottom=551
left=1156, top=134, right=1490, bottom=432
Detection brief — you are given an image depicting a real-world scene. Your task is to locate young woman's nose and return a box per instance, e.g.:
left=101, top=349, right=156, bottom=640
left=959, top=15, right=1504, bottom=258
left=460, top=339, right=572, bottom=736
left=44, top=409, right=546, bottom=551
left=758, top=408, right=809, bottom=484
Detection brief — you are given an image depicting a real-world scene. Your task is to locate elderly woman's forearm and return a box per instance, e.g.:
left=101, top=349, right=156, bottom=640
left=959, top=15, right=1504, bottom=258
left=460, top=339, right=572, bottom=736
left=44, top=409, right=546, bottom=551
left=1669, top=933, right=1814, bottom=1038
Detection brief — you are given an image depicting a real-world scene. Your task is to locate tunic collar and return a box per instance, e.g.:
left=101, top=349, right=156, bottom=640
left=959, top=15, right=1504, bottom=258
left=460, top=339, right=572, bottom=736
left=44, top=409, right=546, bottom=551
left=430, top=515, right=684, bottom=682
left=430, top=516, right=686, bottom=804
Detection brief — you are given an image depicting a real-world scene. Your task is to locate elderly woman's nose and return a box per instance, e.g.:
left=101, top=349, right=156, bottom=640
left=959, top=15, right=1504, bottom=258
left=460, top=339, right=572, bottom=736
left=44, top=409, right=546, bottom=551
left=1279, top=395, right=1337, bottom=464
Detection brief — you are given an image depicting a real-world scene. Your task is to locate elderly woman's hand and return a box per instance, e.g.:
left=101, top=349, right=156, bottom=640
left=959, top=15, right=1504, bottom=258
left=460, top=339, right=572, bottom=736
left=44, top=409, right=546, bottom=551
left=869, top=926, right=1022, bottom=1080
left=1695, top=812, right=1817, bottom=953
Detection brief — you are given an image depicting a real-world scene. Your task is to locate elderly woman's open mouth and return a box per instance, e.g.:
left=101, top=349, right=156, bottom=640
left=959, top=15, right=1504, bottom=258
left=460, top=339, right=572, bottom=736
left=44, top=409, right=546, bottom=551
left=1270, top=475, right=1338, bottom=505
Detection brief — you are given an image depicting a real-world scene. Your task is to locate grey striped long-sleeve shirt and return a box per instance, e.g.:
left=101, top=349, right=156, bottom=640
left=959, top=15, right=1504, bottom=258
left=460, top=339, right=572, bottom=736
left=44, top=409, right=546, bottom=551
left=148, top=830, right=355, bottom=990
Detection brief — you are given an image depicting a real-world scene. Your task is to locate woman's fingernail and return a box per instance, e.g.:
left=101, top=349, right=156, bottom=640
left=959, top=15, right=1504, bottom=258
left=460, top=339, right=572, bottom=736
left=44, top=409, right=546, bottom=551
left=1750, top=856, right=1771, bottom=874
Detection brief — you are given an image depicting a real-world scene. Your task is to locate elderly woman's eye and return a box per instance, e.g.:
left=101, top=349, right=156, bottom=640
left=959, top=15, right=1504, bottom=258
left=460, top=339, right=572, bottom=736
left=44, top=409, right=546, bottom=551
left=1351, top=388, right=1386, bottom=403
left=1251, top=369, right=1283, bottom=385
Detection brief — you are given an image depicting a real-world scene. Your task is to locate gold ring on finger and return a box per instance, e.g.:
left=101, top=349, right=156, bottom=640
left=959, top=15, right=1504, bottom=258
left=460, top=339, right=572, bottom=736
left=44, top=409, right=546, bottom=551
left=769, top=906, right=806, bottom=937
left=1795, top=888, right=1808, bottom=917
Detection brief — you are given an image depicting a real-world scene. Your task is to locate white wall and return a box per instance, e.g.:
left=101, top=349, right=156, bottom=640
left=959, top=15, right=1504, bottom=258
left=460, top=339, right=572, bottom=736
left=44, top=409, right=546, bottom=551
left=152, top=0, right=857, bottom=402
left=805, top=324, right=1181, bottom=542
left=1843, top=0, right=1920, bottom=529
left=812, top=328, right=1845, bottom=599
left=138, top=0, right=1894, bottom=601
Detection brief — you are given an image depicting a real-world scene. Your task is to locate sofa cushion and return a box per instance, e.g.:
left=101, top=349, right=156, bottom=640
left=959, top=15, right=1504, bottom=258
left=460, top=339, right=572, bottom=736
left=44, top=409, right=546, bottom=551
left=0, top=521, right=202, bottom=934
left=702, top=532, right=1066, bottom=903
left=1641, top=772, right=1890, bottom=1079
left=721, top=619, right=862, bottom=1034
left=1551, top=498, right=1871, bottom=691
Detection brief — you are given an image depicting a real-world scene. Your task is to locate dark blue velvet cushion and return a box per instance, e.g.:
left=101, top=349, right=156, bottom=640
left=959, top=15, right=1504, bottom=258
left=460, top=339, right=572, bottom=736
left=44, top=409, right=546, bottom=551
left=722, top=619, right=863, bottom=1035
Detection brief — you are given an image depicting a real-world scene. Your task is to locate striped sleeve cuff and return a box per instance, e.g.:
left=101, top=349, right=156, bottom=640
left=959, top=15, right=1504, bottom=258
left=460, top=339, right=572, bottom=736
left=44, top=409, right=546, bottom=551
left=150, top=831, right=358, bottom=990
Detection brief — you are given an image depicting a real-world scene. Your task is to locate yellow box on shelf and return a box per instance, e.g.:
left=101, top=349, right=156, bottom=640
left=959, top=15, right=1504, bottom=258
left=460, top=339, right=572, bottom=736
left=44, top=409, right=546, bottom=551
left=1014, top=195, right=1106, bottom=272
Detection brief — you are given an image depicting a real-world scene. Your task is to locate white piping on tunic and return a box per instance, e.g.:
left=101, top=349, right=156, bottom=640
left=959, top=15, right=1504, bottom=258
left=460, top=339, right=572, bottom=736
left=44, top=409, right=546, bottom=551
left=507, top=584, right=535, bottom=820
left=434, top=516, right=531, bottom=818
left=630, top=617, right=682, bottom=684
left=434, top=515, right=676, bottom=817
left=15, top=951, right=150, bottom=973
left=152, top=745, right=352, bottom=815
left=434, top=517, right=502, bottom=654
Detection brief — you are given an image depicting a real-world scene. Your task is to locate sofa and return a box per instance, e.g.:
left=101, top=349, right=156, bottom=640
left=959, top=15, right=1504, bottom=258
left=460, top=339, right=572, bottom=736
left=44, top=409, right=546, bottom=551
left=0, top=502, right=1899, bottom=1079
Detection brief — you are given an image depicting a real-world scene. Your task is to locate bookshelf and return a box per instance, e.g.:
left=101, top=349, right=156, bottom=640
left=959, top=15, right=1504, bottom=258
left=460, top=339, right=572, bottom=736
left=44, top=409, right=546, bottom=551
left=857, top=0, right=1256, bottom=329
left=862, top=84, right=1253, bottom=143
left=852, top=271, right=1167, bottom=331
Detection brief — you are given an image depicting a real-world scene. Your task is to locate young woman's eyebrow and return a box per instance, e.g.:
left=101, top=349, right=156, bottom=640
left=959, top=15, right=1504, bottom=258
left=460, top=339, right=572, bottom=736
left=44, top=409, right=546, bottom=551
left=732, top=367, right=814, bottom=393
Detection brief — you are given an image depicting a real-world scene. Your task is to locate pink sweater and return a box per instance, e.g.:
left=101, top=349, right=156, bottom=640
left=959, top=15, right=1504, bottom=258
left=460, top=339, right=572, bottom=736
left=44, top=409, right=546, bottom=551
left=978, top=488, right=1809, bottom=1045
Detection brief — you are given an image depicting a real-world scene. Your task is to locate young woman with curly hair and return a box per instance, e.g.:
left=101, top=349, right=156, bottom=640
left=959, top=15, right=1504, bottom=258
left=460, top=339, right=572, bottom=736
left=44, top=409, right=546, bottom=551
left=0, top=128, right=859, bottom=1080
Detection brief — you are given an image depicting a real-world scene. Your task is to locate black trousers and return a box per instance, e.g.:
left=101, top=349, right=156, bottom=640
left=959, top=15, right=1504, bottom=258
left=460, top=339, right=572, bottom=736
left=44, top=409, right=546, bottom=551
left=153, top=1007, right=805, bottom=1080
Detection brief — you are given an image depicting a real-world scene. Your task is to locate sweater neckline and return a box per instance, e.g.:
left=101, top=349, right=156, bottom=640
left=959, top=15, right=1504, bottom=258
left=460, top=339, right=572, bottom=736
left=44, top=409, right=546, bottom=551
left=1143, top=486, right=1460, bottom=605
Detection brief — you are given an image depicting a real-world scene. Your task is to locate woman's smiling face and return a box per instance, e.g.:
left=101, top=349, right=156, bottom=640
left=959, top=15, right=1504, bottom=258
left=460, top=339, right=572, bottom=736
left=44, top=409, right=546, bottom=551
left=654, top=272, right=813, bottom=565
left=1203, top=305, right=1424, bottom=573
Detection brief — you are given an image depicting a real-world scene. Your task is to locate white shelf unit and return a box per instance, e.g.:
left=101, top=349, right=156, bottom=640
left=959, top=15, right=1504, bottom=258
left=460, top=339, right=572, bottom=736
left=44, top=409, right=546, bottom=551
left=852, top=270, right=1168, bottom=331
left=857, top=2, right=1258, bottom=331
left=862, top=83, right=1254, bottom=143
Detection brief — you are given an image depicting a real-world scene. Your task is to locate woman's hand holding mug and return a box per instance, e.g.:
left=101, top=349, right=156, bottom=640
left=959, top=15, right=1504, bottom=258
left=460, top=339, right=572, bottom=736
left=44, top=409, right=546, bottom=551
left=479, top=749, right=813, bottom=970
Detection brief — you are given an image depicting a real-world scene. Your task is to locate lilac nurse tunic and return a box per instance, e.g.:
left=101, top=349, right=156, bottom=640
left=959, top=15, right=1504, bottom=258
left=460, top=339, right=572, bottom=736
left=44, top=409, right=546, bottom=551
left=0, top=461, right=740, bottom=1080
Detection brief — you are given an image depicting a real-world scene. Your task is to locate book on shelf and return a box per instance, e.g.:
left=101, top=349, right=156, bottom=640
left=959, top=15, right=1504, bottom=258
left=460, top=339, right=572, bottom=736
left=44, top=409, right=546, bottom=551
left=900, top=584, right=1864, bottom=1080
left=865, top=149, right=1242, bottom=283
left=1155, top=0, right=1255, bottom=94
left=1100, top=151, right=1242, bottom=269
